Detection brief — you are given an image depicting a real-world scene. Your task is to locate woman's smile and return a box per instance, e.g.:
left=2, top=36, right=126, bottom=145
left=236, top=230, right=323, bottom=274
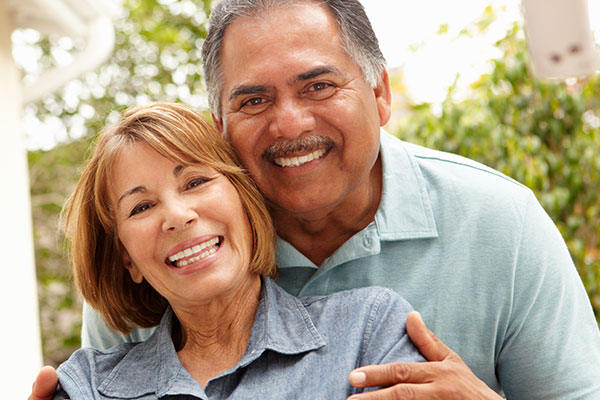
left=166, top=236, right=222, bottom=268
left=110, top=141, right=254, bottom=306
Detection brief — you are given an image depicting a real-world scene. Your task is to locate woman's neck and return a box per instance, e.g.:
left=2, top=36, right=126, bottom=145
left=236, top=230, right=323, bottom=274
left=173, top=274, right=262, bottom=387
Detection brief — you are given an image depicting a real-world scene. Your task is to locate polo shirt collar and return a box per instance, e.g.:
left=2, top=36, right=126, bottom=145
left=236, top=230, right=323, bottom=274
left=376, top=129, right=438, bottom=240
left=97, top=278, right=325, bottom=399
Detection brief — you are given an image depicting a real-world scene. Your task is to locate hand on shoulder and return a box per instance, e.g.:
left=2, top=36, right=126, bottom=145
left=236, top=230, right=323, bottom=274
left=347, top=312, right=503, bottom=399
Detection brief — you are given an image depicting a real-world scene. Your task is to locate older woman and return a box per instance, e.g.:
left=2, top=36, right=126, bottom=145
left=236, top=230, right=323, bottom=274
left=53, top=102, right=423, bottom=399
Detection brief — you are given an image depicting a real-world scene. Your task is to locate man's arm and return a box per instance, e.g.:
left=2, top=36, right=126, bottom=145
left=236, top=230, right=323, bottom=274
left=347, top=193, right=600, bottom=399
left=348, top=312, right=502, bottom=399
left=81, top=301, right=154, bottom=348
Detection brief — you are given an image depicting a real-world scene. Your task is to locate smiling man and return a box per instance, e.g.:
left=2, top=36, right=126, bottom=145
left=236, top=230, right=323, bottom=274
left=31, top=0, right=600, bottom=399
left=213, top=4, right=387, bottom=267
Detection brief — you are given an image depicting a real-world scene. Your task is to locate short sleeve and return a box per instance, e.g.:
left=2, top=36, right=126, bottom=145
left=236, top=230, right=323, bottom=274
left=496, top=193, right=600, bottom=399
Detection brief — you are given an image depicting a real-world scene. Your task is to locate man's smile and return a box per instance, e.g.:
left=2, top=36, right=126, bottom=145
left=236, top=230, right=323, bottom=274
left=273, top=148, right=327, bottom=168
left=262, top=135, right=334, bottom=168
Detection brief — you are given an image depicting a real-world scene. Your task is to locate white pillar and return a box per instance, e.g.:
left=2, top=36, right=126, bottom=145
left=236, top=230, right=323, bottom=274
left=0, top=0, right=43, bottom=396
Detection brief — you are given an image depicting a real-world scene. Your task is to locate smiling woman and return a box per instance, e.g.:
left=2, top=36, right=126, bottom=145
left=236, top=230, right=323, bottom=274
left=64, top=102, right=276, bottom=335
left=52, top=102, right=424, bottom=399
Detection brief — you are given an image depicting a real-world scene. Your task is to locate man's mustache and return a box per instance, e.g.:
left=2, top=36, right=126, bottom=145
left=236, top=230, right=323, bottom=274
left=262, top=136, right=334, bottom=160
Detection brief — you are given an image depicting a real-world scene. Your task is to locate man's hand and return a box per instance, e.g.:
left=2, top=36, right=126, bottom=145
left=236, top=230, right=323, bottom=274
left=347, top=311, right=503, bottom=399
left=29, top=365, right=61, bottom=400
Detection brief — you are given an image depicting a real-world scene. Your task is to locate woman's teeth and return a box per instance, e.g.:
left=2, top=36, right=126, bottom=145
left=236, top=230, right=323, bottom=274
left=168, top=237, right=220, bottom=267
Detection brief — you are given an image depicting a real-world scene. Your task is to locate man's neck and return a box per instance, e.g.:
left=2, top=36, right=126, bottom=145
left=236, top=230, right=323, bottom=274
left=272, top=159, right=383, bottom=266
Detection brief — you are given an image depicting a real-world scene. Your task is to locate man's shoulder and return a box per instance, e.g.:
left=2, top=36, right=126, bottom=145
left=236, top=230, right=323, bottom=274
left=381, top=133, right=534, bottom=214
left=384, top=133, right=526, bottom=191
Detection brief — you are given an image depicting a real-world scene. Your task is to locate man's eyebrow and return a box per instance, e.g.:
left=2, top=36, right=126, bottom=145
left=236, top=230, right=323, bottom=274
left=118, top=186, right=146, bottom=209
left=229, top=85, right=270, bottom=101
left=297, top=66, right=342, bottom=81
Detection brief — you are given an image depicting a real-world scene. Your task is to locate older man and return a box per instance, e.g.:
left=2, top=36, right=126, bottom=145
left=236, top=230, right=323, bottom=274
left=32, top=0, right=600, bottom=399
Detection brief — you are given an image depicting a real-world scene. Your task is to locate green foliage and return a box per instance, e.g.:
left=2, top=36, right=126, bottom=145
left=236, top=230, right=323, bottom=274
left=30, top=137, right=91, bottom=365
left=25, top=0, right=212, bottom=366
left=394, top=22, right=600, bottom=322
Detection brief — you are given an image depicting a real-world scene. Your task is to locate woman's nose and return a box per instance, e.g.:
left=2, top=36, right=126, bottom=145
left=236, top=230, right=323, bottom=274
left=161, top=199, right=197, bottom=232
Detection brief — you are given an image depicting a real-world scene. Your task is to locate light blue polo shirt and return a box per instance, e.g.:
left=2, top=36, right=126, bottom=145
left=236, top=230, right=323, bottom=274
left=58, top=279, right=424, bottom=399
left=82, top=130, right=600, bottom=399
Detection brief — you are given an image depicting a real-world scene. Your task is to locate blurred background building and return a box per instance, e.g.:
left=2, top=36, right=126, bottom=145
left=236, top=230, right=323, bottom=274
left=0, top=0, right=117, bottom=396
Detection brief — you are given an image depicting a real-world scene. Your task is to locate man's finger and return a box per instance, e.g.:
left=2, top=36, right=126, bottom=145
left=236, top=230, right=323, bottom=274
left=405, top=311, right=451, bottom=362
left=349, top=361, right=434, bottom=388
left=29, top=365, right=58, bottom=400
left=347, top=382, right=431, bottom=400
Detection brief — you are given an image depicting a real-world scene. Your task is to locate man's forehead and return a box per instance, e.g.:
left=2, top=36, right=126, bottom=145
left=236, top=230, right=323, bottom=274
left=220, top=2, right=338, bottom=45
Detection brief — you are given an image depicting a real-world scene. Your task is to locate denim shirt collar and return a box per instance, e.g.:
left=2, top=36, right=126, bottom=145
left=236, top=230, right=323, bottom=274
left=97, top=278, right=325, bottom=398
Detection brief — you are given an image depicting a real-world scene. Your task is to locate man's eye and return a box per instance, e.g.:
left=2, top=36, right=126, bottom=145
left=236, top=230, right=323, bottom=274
left=243, top=97, right=265, bottom=106
left=130, top=202, right=152, bottom=217
left=305, top=82, right=335, bottom=99
left=240, top=97, right=270, bottom=115
left=310, top=82, right=330, bottom=91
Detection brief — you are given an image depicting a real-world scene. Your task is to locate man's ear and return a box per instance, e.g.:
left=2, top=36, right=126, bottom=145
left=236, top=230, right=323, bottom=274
left=212, top=112, right=224, bottom=134
left=374, top=69, right=392, bottom=127
left=122, top=251, right=143, bottom=284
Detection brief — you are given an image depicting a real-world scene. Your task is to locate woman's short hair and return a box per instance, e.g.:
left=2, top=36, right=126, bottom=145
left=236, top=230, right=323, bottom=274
left=64, top=102, right=276, bottom=334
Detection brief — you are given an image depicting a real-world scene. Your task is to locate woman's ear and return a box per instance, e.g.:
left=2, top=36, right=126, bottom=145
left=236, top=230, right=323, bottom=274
left=122, top=251, right=143, bottom=284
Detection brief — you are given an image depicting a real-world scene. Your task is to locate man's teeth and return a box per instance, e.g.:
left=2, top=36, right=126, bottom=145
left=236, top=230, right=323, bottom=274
left=274, top=148, right=326, bottom=168
left=168, top=237, right=220, bottom=267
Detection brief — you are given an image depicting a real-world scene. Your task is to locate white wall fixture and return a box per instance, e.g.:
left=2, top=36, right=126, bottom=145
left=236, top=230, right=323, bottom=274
left=0, top=0, right=117, bottom=396
left=522, top=0, right=600, bottom=79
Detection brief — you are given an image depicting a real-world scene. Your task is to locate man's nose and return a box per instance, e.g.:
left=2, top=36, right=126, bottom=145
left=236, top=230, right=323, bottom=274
left=161, top=199, right=197, bottom=232
left=268, top=97, right=316, bottom=140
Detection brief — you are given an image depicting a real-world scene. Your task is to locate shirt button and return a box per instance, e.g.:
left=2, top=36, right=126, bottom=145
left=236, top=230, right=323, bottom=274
left=363, top=235, right=373, bottom=248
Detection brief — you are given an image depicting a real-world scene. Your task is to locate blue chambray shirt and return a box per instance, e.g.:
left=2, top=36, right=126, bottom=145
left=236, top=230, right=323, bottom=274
left=56, top=278, right=424, bottom=399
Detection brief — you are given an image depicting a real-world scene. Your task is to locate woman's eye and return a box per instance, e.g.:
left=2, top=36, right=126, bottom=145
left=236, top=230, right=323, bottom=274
left=130, top=202, right=153, bottom=217
left=186, top=177, right=209, bottom=190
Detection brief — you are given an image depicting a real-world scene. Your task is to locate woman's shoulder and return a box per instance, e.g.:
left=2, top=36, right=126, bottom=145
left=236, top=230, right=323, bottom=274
left=55, top=342, right=141, bottom=399
left=299, top=286, right=414, bottom=326
left=58, top=341, right=139, bottom=378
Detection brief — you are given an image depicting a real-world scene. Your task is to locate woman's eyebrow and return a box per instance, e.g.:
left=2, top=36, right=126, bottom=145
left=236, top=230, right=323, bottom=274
left=173, top=164, right=186, bottom=177
left=118, top=186, right=147, bottom=209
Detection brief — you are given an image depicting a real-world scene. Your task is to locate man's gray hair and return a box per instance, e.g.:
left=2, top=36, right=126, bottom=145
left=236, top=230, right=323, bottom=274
left=201, top=0, right=387, bottom=119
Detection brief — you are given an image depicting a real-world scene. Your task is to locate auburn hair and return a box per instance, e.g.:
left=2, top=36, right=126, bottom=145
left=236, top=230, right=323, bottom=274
left=64, top=102, right=276, bottom=333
